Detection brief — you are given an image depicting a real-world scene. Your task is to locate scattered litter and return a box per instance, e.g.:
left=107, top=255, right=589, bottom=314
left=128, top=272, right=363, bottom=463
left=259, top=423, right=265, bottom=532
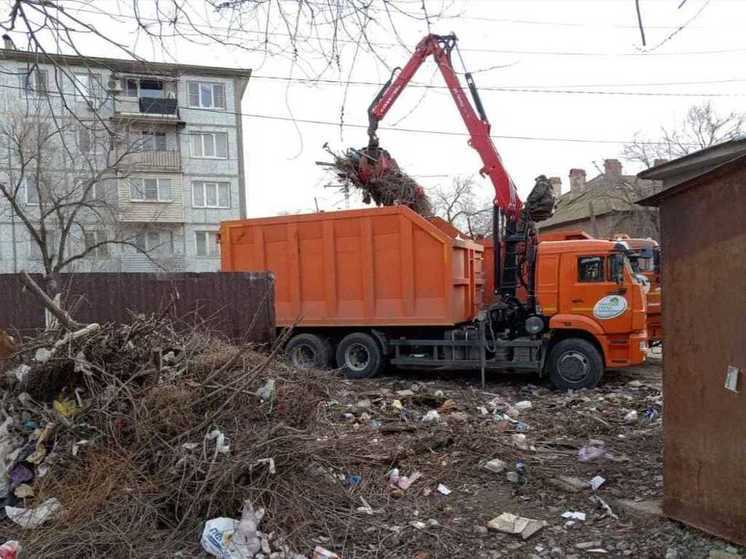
left=8, top=365, right=30, bottom=383
left=344, top=474, right=362, bottom=487
left=487, top=512, right=547, bottom=540
left=514, top=400, right=532, bottom=411
left=5, top=497, right=62, bottom=529
left=396, top=471, right=422, bottom=491
left=592, top=495, right=619, bottom=520
left=53, top=397, right=80, bottom=418
left=422, top=410, right=440, bottom=423
left=561, top=511, right=587, bottom=521
left=483, top=458, right=507, bottom=474
left=578, top=441, right=606, bottom=462
left=255, top=379, right=276, bottom=402
left=410, top=520, right=428, bottom=530
left=436, top=483, right=451, bottom=495
left=0, top=541, right=20, bottom=559
left=201, top=500, right=264, bottom=559
left=590, top=475, right=606, bottom=491
left=205, top=429, right=231, bottom=455
left=511, top=433, right=529, bottom=450
left=724, top=365, right=740, bottom=393
left=312, top=546, right=340, bottom=559
left=13, top=484, right=33, bottom=499
left=391, top=399, right=403, bottom=411
left=623, top=410, right=638, bottom=423
left=396, top=389, right=415, bottom=397
left=506, top=471, right=520, bottom=483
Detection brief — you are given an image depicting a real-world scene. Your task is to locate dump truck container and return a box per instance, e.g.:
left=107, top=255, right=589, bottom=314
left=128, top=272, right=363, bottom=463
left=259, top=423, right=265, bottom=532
left=220, top=206, right=485, bottom=327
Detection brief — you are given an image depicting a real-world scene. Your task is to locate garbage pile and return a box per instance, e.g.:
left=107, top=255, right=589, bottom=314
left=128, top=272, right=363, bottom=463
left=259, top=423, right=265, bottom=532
left=1, top=316, right=740, bottom=558
left=0, top=316, right=359, bottom=558
left=322, top=145, right=433, bottom=217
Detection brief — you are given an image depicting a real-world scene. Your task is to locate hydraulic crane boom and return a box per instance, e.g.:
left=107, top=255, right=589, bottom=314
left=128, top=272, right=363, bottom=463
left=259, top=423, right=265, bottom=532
left=367, top=34, right=522, bottom=218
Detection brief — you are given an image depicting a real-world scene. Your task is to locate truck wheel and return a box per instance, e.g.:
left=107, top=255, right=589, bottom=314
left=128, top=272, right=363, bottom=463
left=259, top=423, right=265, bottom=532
left=285, top=333, right=333, bottom=369
left=547, top=338, right=603, bottom=390
left=336, top=332, right=384, bottom=379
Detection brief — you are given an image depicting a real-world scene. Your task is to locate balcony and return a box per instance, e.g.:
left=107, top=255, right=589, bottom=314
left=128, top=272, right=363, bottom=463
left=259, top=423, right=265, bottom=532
left=118, top=150, right=181, bottom=172
left=111, top=96, right=185, bottom=126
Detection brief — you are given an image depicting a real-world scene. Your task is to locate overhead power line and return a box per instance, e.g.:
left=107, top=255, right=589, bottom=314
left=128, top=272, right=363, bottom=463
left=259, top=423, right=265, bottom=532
left=0, top=81, right=701, bottom=146
left=249, top=74, right=746, bottom=97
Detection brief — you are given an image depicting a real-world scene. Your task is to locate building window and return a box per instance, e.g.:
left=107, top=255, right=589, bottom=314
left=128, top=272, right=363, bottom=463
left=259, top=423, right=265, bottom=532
left=188, top=81, right=226, bottom=109
left=78, top=126, right=93, bottom=154
left=195, top=231, right=219, bottom=257
left=139, top=131, right=167, bottom=152
left=129, top=177, right=172, bottom=202
left=121, top=77, right=165, bottom=98
left=190, top=132, right=228, bottom=158
left=84, top=230, right=109, bottom=259
left=22, top=178, right=40, bottom=205
left=73, top=72, right=102, bottom=100
left=134, top=230, right=174, bottom=256
left=19, top=68, right=48, bottom=97
left=193, top=181, right=230, bottom=208
left=578, top=256, right=605, bottom=282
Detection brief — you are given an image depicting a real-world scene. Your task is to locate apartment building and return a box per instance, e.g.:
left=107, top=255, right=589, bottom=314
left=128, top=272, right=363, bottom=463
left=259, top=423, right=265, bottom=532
left=0, top=43, right=250, bottom=273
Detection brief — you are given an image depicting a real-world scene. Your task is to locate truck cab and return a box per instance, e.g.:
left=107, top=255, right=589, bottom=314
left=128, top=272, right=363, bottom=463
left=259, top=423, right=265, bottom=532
left=535, top=240, right=648, bottom=386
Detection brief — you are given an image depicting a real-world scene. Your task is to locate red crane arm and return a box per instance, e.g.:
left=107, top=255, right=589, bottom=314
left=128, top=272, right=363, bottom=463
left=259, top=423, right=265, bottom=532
left=367, top=34, right=522, bottom=217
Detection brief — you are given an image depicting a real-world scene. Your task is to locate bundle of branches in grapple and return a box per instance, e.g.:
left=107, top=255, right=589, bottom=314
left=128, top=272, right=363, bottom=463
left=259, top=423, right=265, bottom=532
left=323, top=145, right=433, bottom=217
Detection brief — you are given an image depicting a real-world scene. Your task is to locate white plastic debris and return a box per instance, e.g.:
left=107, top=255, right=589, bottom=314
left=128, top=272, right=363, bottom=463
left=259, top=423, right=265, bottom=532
left=511, top=433, right=529, bottom=450
left=7, top=365, right=30, bottom=383
left=624, top=410, right=638, bottom=423
left=514, top=400, right=532, bottom=411
left=437, top=483, right=451, bottom=496
left=487, top=512, right=547, bottom=540
left=34, top=348, right=52, bottom=363
left=590, top=475, right=606, bottom=491
left=483, top=458, right=507, bottom=474
left=256, top=379, right=276, bottom=402
left=206, top=430, right=231, bottom=455
left=561, top=511, right=587, bottom=521
left=201, top=500, right=264, bottom=559
left=578, top=441, right=606, bottom=462
left=396, top=471, right=422, bottom=490
left=312, top=545, right=340, bottom=559
left=422, top=410, right=440, bottom=423
left=5, top=497, right=62, bottom=529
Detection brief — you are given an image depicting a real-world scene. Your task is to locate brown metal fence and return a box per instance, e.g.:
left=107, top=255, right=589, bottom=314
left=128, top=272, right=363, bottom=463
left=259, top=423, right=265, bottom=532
left=0, top=272, right=275, bottom=343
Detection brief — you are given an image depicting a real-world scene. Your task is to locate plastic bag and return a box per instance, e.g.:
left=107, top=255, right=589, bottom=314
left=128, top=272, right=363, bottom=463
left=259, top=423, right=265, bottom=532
left=0, top=541, right=20, bottom=559
left=5, top=497, right=62, bottom=528
left=201, top=500, right=264, bottom=559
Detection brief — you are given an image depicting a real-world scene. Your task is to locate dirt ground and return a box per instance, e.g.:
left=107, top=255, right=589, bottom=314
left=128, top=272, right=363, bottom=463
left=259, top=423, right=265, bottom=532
left=318, top=356, right=746, bottom=559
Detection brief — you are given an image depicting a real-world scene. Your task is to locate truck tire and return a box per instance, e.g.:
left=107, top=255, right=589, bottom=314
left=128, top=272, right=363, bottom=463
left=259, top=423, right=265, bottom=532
left=336, top=332, right=385, bottom=379
left=285, top=333, right=333, bottom=369
left=547, top=338, right=603, bottom=390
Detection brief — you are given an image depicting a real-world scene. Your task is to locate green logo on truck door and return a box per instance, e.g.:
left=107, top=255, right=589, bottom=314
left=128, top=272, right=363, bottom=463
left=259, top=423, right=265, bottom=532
left=593, top=295, right=628, bottom=320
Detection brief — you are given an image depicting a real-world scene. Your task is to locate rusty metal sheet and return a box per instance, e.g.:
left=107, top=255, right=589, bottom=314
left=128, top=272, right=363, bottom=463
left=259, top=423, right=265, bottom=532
left=658, top=164, right=746, bottom=545
left=0, top=272, right=275, bottom=344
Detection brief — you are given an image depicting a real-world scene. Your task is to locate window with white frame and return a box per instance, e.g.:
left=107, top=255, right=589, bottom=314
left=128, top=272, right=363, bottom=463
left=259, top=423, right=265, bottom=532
left=190, top=132, right=228, bottom=159
left=129, top=177, right=172, bottom=202
left=73, top=72, right=102, bottom=100
left=18, top=68, right=48, bottom=97
left=84, top=230, right=109, bottom=259
left=195, top=231, right=219, bottom=257
left=192, top=181, right=230, bottom=209
left=134, top=230, right=174, bottom=256
left=188, top=81, right=226, bottom=110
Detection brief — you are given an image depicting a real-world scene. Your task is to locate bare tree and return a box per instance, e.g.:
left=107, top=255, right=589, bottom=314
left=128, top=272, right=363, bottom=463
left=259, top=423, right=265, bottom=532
left=625, top=101, right=745, bottom=168
left=432, top=176, right=492, bottom=238
left=0, top=98, right=163, bottom=297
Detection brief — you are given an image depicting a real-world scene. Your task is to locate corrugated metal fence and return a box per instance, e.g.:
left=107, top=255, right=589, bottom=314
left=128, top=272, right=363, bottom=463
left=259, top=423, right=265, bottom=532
left=0, top=272, right=275, bottom=343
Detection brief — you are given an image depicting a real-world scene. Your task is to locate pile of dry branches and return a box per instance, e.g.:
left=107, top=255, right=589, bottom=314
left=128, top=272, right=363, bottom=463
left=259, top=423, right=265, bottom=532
left=324, top=147, right=433, bottom=217
left=0, top=317, right=378, bottom=556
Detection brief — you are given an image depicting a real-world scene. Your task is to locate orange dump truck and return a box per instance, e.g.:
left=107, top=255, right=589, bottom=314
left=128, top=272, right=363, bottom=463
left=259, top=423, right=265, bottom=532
left=221, top=206, right=648, bottom=388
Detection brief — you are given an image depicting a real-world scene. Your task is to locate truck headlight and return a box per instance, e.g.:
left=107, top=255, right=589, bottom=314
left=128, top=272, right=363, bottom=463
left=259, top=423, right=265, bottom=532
left=525, top=316, right=544, bottom=335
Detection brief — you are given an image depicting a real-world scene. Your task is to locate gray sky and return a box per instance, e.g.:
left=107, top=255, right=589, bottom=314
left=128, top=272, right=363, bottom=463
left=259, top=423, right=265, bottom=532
left=14, top=0, right=746, bottom=216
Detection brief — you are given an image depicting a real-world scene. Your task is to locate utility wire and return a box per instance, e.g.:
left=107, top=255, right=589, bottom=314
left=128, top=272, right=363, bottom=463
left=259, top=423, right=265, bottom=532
left=0, top=80, right=717, bottom=146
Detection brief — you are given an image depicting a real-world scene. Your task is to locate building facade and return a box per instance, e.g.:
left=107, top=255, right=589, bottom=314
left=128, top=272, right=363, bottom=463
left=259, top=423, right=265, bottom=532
left=539, top=159, right=661, bottom=241
left=0, top=45, right=250, bottom=273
